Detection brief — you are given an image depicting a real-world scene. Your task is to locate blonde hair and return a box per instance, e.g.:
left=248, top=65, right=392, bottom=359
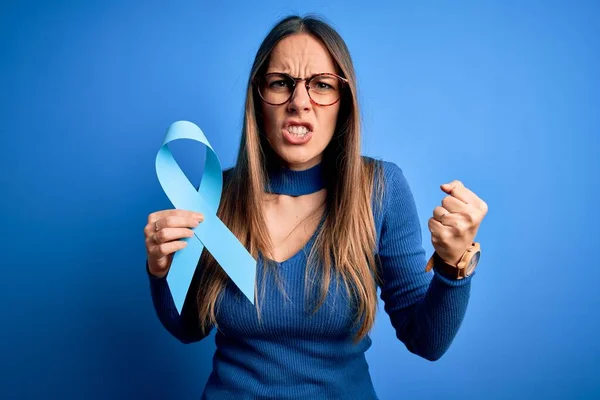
left=195, top=15, right=385, bottom=343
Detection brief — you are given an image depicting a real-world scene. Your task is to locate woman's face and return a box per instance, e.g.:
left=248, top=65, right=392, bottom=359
left=260, top=33, right=341, bottom=170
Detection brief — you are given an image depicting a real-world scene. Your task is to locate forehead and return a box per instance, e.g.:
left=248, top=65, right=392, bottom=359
left=267, top=33, right=337, bottom=75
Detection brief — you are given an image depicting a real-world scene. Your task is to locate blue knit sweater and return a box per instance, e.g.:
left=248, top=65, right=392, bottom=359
left=147, top=159, right=474, bottom=399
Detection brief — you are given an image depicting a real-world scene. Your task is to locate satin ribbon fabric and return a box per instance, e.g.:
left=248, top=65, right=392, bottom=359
left=155, top=120, right=256, bottom=312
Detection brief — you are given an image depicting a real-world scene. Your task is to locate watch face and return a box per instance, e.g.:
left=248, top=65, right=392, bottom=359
left=467, top=251, right=480, bottom=274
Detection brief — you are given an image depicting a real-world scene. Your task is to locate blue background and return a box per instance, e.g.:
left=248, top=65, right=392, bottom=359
left=2, top=0, right=599, bottom=398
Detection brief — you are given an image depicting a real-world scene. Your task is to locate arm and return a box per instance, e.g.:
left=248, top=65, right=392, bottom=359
left=376, top=162, right=474, bottom=361
left=147, top=257, right=213, bottom=344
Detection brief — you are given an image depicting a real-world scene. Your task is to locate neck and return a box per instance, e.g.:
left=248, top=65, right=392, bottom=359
left=284, top=155, right=323, bottom=172
left=266, top=161, right=326, bottom=196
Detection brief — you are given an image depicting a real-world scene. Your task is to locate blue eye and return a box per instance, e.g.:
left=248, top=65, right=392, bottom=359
left=270, top=80, right=289, bottom=88
left=310, top=76, right=338, bottom=93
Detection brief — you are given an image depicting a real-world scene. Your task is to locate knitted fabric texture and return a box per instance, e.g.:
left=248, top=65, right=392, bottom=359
left=147, top=158, right=474, bottom=400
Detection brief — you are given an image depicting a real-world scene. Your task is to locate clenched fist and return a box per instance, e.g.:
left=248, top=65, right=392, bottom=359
left=428, top=180, right=488, bottom=266
left=144, top=209, right=204, bottom=278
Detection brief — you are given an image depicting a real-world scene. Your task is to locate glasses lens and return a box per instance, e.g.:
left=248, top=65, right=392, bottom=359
left=258, top=73, right=346, bottom=106
left=259, top=73, right=294, bottom=105
left=308, top=74, right=343, bottom=105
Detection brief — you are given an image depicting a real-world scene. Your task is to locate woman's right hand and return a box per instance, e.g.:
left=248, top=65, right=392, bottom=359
left=144, top=209, right=204, bottom=278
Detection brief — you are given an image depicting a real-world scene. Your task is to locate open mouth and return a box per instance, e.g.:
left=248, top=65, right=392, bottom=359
left=282, top=125, right=313, bottom=144
left=286, top=125, right=311, bottom=137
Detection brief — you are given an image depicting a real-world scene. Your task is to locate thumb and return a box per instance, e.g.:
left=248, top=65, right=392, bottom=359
left=440, top=182, right=454, bottom=193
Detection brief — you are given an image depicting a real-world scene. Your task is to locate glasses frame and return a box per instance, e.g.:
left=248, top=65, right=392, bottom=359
left=254, top=72, right=349, bottom=107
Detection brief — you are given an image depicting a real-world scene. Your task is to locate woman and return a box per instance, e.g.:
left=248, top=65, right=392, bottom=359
left=144, top=15, right=488, bottom=400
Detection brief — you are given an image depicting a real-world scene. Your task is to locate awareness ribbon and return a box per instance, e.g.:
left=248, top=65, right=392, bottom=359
left=155, top=120, right=256, bottom=312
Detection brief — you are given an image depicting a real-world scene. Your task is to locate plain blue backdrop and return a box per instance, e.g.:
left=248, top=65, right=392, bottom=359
left=1, top=0, right=599, bottom=399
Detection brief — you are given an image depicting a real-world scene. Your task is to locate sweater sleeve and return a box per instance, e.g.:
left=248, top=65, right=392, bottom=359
left=147, top=258, right=214, bottom=344
left=376, top=162, right=474, bottom=361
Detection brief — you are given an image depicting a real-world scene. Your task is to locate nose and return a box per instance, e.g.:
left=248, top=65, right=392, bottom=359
left=287, top=82, right=312, bottom=113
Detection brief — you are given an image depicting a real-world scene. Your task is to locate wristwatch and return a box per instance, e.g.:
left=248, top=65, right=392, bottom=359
left=425, top=242, right=481, bottom=280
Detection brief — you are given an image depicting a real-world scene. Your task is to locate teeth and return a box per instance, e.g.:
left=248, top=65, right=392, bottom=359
left=287, top=125, right=310, bottom=135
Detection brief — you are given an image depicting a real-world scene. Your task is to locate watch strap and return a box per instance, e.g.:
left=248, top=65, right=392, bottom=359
left=425, top=252, right=461, bottom=280
left=425, top=242, right=479, bottom=280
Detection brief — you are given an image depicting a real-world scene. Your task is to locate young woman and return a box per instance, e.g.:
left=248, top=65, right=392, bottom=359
left=144, top=15, right=488, bottom=400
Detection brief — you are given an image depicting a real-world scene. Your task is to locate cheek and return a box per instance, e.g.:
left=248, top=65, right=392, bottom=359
left=318, top=106, right=340, bottom=139
left=261, top=105, right=281, bottom=136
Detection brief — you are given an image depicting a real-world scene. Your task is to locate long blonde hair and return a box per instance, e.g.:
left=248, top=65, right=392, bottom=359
left=195, top=15, right=385, bottom=343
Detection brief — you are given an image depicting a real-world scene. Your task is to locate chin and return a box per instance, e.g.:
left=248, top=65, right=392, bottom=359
left=276, top=147, right=322, bottom=170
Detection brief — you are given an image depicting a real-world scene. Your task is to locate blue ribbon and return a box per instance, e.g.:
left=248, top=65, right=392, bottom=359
left=155, top=120, right=256, bottom=312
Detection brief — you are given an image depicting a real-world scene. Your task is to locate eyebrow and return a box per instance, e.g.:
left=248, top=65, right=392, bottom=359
left=264, top=71, right=336, bottom=78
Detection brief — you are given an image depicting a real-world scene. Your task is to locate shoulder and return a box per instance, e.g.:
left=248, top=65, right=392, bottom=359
left=361, top=155, right=403, bottom=175
left=361, top=155, right=408, bottom=194
left=361, top=156, right=416, bottom=220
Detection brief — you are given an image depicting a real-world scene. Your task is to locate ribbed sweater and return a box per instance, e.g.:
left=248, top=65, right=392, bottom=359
left=147, top=158, right=474, bottom=399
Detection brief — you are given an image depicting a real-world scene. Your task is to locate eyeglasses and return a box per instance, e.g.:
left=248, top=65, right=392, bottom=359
left=255, top=72, right=348, bottom=106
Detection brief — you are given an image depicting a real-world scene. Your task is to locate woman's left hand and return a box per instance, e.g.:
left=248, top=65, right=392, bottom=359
left=428, top=180, right=488, bottom=265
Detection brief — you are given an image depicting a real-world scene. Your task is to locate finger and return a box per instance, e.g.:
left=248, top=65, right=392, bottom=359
left=433, top=206, right=451, bottom=224
left=441, top=195, right=470, bottom=213
left=150, top=227, right=195, bottom=245
left=441, top=181, right=487, bottom=211
left=148, top=209, right=204, bottom=224
left=148, top=240, right=188, bottom=258
left=441, top=181, right=470, bottom=204
left=145, top=215, right=202, bottom=236
left=162, top=215, right=203, bottom=229
left=433, top=206, right=465, bottom=228
left=147, top=209, right=176, bottom=224
left=428, top=217, right=452, bottom=244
